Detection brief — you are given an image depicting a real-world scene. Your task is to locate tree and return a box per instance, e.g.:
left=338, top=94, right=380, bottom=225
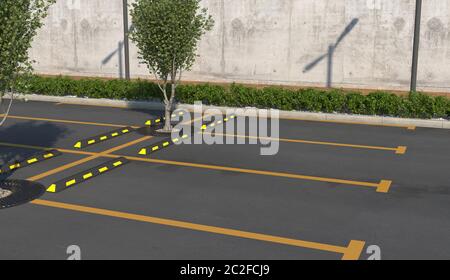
left=0, top=0, right=55, bottom=126
left=130, top=0, right=214, bottom=132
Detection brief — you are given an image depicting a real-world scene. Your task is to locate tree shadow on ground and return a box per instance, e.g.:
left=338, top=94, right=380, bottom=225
left=0, top=121, right=68, bottom=181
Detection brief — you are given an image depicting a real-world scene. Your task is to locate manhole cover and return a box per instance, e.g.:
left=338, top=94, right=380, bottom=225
left=0, top=180, right=46, bottom=210
left=0, top=188, right=12, bottom=198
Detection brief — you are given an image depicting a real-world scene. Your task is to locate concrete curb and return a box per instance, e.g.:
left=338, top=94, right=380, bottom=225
left=19, top=93, right=450, bottom=129
left=18, top=94, right=165, bottom=110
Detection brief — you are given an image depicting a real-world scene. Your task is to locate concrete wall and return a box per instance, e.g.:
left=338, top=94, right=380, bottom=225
left=30, top=0, right=450, bottom=92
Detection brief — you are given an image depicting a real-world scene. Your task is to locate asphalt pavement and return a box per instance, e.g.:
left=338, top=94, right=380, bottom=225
left=0, top=99, right=449, bottom=260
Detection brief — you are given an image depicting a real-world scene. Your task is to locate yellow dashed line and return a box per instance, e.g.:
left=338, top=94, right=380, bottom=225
left=99, top=167, right=109, bottom=173
left=27, top=158, right=38, bottom=164
left=113, top=161, right=123, bottom=167
left=9, top=164, right=20, bottom=170
left=83, top=173, right=93, bottom=179
left=66, top=179, right=76, bottom=187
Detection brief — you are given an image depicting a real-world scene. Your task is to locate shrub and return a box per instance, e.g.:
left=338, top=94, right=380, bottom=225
left=178, top=84, right=227, bottom=106
left=325, top=89, right=347, bottom=113
left=404, top=92, right=435, bottom=119
left=365, top=91, right=404, bottom=116
left=345, top=93, right=367, bottom=115
left=432, top=96, right=448, bottom=119
left=16, top=75, right=450, bottom=120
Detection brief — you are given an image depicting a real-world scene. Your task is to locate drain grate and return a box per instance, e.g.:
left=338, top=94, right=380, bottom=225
left=0, top=180, right=46, bottom=210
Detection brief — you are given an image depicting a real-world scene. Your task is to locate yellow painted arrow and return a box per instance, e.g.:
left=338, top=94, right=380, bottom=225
left=47, top=184, right=56, bottom=193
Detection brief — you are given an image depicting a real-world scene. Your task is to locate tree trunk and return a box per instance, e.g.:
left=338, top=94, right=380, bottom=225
left=163, top=101, right=172, bottom=131
left=162, top=82, right=176, bottom=132
left=0, top=91, right=4, bottom=126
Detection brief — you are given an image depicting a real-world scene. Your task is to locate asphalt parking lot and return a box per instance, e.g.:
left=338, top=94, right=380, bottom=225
left=0, top=100, right=449, bottom=260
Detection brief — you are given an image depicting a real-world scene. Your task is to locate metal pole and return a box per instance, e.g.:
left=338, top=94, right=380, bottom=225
left=411, top=0, right=422, bottom=92
left=122, top=0, right=131, bottom=80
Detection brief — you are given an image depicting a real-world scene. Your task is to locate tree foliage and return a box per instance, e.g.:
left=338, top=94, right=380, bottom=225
left=130, top=0, right=214, bottom=130
left=0, top=0, right=55, bottom=92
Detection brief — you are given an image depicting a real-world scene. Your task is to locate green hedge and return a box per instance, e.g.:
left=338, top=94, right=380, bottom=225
left=16, top=75, right=450, bottom=119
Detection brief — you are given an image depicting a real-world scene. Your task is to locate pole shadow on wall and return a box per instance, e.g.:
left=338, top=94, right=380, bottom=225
left=303, top=18, right=359, bottom=88
left=102, top=41, right=125, bottom=79
left=101, top=25, right=134, bottom=79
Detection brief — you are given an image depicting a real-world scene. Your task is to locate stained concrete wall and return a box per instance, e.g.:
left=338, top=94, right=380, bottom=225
left=30, top=0, right=450, bottom=92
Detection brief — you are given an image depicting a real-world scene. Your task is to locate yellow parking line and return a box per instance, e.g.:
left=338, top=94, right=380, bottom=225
left=26, top=136, right=151, bottom=181
left=124, top=156, right=391, bottom=192
left=3, top=115, right=140, bottom=129
left=5, top=112, right=410, bottom=133
left=202, top=132, right=407, bottom=154
left=0, top=142, right=99, bottom=156
left=27, top=154, right=100, bottom=181
left=0, top=141, right=392, bottom=193
left=395, top=146, right=408, bottom=155
left=50, top=102, right=412, bottom=130
left=54, top=102, right=129, bottom=109
left=177, top=109, right=416, bottom=130
left=281, top=117, right=416, bottom=130
left=31, top=199, right=365, bottom=260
